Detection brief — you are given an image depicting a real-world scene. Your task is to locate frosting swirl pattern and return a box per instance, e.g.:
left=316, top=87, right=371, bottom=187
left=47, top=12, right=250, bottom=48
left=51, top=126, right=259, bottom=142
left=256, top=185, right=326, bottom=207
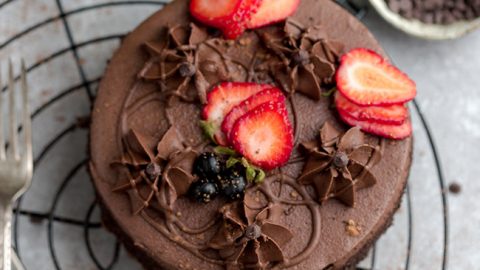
left=298, top=122, right=380, bottom=206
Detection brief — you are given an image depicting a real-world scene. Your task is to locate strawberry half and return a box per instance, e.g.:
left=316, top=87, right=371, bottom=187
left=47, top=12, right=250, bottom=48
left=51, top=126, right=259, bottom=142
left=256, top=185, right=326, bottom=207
left=336, top=48, right=416, bottom=106
left=202, top=82, right=273, bottom=145
left=246, top=0, right=300, bottom=29
left=335, top=92, right=407, bottom=125
left=222, top=87, right=286, bottom=142
left=338, top=110, right=412, bottom=140
left=190, top=0, right=261, bottom=39
left=231, top=101, right=294, bottom=170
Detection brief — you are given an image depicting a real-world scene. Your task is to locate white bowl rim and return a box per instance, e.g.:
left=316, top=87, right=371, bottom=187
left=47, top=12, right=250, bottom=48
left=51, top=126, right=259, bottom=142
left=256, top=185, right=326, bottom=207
left=369, top=0, right=480, bottom=40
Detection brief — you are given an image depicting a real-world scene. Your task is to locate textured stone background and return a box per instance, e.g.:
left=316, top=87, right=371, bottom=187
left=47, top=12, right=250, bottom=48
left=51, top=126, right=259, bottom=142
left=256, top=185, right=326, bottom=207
left=0, top=0, right=478, bottom=269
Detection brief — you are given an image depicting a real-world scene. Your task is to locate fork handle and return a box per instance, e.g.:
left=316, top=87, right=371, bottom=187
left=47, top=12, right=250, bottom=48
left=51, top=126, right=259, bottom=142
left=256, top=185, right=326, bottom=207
left=0, top=201, right=13, bottom=270
left=11, top=248, right=23, bottom=270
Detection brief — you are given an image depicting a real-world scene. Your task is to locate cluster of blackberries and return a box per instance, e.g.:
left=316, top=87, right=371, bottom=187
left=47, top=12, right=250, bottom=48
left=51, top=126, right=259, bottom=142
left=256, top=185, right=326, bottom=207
left=190, top=152, right=247, bottom=203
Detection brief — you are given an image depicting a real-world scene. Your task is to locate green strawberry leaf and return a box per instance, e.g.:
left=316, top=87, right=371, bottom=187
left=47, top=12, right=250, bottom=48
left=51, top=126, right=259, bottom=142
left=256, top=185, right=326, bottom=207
left=199, top=120, right=217, bottom=144
left=214, top=146, right=237, bottom=156
left=241, top=157, right=250, bottom=168
left=246, top=166, right=256, bottom=183
left=254, top=169, right=266, bottom=184
left=226, top=156, right=241, bottom=168
left=322, top=87, right=337, bottom=97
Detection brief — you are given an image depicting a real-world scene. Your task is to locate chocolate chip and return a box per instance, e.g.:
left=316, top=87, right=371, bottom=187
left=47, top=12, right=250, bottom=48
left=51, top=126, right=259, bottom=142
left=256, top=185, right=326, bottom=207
left=333, top=151, right=349, bottom=168
left=465, top=8, right=476, bottom=20
left=386, top=0, right=480, bottom=24
left=145, top=163, right=162, bottom=180
left=388, top=0, right=402, bottom=13
left=179, top=62, right=196, bottom=77
left=448, top=182, right=461, bottom=194
left=245, top=224, right=262, bottom=240
left=443, top=11, right=456, bottom=24
left=422, top=12, right=435, bottom=23
left=292, top=50, right=310, bottom=66
left=434, top=10, right=444, bottom=23
left=399, top=0, right=413, bottom=11
left=455, top=0, right=467, bottom=11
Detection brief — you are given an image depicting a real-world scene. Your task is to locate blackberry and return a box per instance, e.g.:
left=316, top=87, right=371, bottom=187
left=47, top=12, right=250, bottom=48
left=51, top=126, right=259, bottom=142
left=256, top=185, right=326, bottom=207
left=190, top=179, right=219, bottom=203
left=193, top=152, right=223, bottom=180
left=219, top=167, right=247, bottom=201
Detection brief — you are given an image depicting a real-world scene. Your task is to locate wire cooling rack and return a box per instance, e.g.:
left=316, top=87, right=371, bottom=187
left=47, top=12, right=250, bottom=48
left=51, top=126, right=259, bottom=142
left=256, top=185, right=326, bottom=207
left=0, top=0, right=448, bottom=269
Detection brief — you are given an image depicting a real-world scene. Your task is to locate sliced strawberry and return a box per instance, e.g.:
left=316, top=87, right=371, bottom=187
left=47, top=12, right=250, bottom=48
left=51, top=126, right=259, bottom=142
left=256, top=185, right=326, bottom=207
left=222, top=87, right=286, bottom=141
left=231, top=101, right=293, bottom=170
left=336, top=48, right=416, bottom=106
left=246, top=0, right=300, bottom=29
left=190, top=0, right=261, bottom=39
left=338, top=110, right=412, bottom=140
left=190, top=0, right=242, bottom=28
left=335, top=92, right=407, bottom=125
left=202, top=82, right=273, bottom=145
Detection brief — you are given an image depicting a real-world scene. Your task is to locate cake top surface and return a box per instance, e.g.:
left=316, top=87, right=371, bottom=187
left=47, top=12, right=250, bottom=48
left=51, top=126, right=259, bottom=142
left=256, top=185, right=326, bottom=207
left=90, top=0, right=414, bottom=269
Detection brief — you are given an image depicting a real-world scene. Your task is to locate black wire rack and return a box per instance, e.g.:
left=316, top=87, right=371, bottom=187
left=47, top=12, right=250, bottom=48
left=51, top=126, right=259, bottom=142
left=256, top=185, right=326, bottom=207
left=0, top=0, right=449, bottom=269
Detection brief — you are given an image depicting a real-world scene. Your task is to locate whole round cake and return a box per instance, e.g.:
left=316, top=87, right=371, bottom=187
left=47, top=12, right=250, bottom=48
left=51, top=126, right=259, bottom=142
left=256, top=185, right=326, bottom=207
left=89, top=0, right=416, bottom=269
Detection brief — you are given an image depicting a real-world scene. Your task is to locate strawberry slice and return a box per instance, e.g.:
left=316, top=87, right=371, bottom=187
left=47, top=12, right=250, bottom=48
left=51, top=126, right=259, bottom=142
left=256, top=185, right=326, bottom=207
left=190, top=0, right=242, bottom=28
left=336, top=48, right=416, bottom=106
left=222, top=87, right=286, bottom=141
left=335, top=92, right=407, bottom=125
left=231, top=101, right=294, bottom=170
left=190, top=0, right=261, bottom=39
left=202, top=82, right=273, bottom=145
left=246, top=0, right=300, bottom=29
left=338, top=110, right=412, bottom=140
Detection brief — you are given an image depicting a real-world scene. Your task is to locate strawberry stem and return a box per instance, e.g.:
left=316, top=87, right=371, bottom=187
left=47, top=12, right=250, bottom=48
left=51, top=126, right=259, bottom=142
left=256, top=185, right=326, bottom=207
left=322, top=87, right=337, bottom=97
left=199, top=120, right=217, bottom=144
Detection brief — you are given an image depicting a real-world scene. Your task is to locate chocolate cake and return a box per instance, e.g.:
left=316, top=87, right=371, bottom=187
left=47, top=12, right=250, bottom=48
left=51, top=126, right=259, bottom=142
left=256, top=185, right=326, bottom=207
left=89, top=0, right=414, bottom=269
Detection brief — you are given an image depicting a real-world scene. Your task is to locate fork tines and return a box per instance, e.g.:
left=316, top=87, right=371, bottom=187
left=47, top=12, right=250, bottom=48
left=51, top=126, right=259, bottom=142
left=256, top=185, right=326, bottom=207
left=0, top=60, right=32, bottom=164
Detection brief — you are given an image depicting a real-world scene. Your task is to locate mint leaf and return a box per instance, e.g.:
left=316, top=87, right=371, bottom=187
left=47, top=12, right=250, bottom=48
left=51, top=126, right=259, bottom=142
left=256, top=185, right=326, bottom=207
left=199, top=120, right=217, bottom=144
left=322, top=87, right=337, bottom=97
left=241, top=157, right=250, bottom=168
left=226, top=157, right=240, bottom=168
left=214, top=146, right=237, bottom=156
left=254, top=169, right=266, bottom=184
left=246, top=166, right=256, bottom=182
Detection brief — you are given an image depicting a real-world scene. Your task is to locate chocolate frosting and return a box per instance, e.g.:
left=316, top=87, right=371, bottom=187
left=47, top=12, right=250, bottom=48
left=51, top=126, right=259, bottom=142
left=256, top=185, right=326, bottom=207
left=89, top=0, right=413, bottom=269
left=140, top=23, right=210, bottom=104
left=298, top=123, right=380, bottom=207
left=139, top=17, right=345, bottom=106
left=113, top=126, right=198, bottom=212
left=258, top=18, right=344, bottom=100
left=209, top=193, right=293, bottom=269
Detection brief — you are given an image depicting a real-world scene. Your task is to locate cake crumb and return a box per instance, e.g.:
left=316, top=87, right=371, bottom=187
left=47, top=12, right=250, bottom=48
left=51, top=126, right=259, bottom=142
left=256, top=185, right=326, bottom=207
left=76, top=116, right=91, bottom=129
left=133, top=241, right=146, bottom=249
left=448, top=182, right=461, bottom=194
left=196, top=233, right=205, bottom=240
left=290, top=191, right=299, bottom=199
left=55, top=115, right=66, bottom=123
left=254, top=190, right=261, bottom=202
left=176, top=211, right=182, bottom=217
left=344, top=219, right=361, bottom=237
left=284, top=206, right=295, bottom=216
left=239, top=38, right=251, bottom=46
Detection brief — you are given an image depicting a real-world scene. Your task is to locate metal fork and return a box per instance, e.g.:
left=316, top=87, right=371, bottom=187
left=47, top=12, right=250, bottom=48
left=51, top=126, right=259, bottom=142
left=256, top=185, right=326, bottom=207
left=0, top=61, right=32, bottom=270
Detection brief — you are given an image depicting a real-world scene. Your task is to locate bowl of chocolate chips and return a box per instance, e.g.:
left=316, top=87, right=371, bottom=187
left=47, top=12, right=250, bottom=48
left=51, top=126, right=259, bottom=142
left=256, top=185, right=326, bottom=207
left=369, top=0, right=480, bottom=39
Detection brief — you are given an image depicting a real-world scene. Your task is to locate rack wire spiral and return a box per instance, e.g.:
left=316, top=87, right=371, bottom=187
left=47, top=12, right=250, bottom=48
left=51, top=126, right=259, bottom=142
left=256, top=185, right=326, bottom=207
left=0, top=0, right=448, bottom=269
